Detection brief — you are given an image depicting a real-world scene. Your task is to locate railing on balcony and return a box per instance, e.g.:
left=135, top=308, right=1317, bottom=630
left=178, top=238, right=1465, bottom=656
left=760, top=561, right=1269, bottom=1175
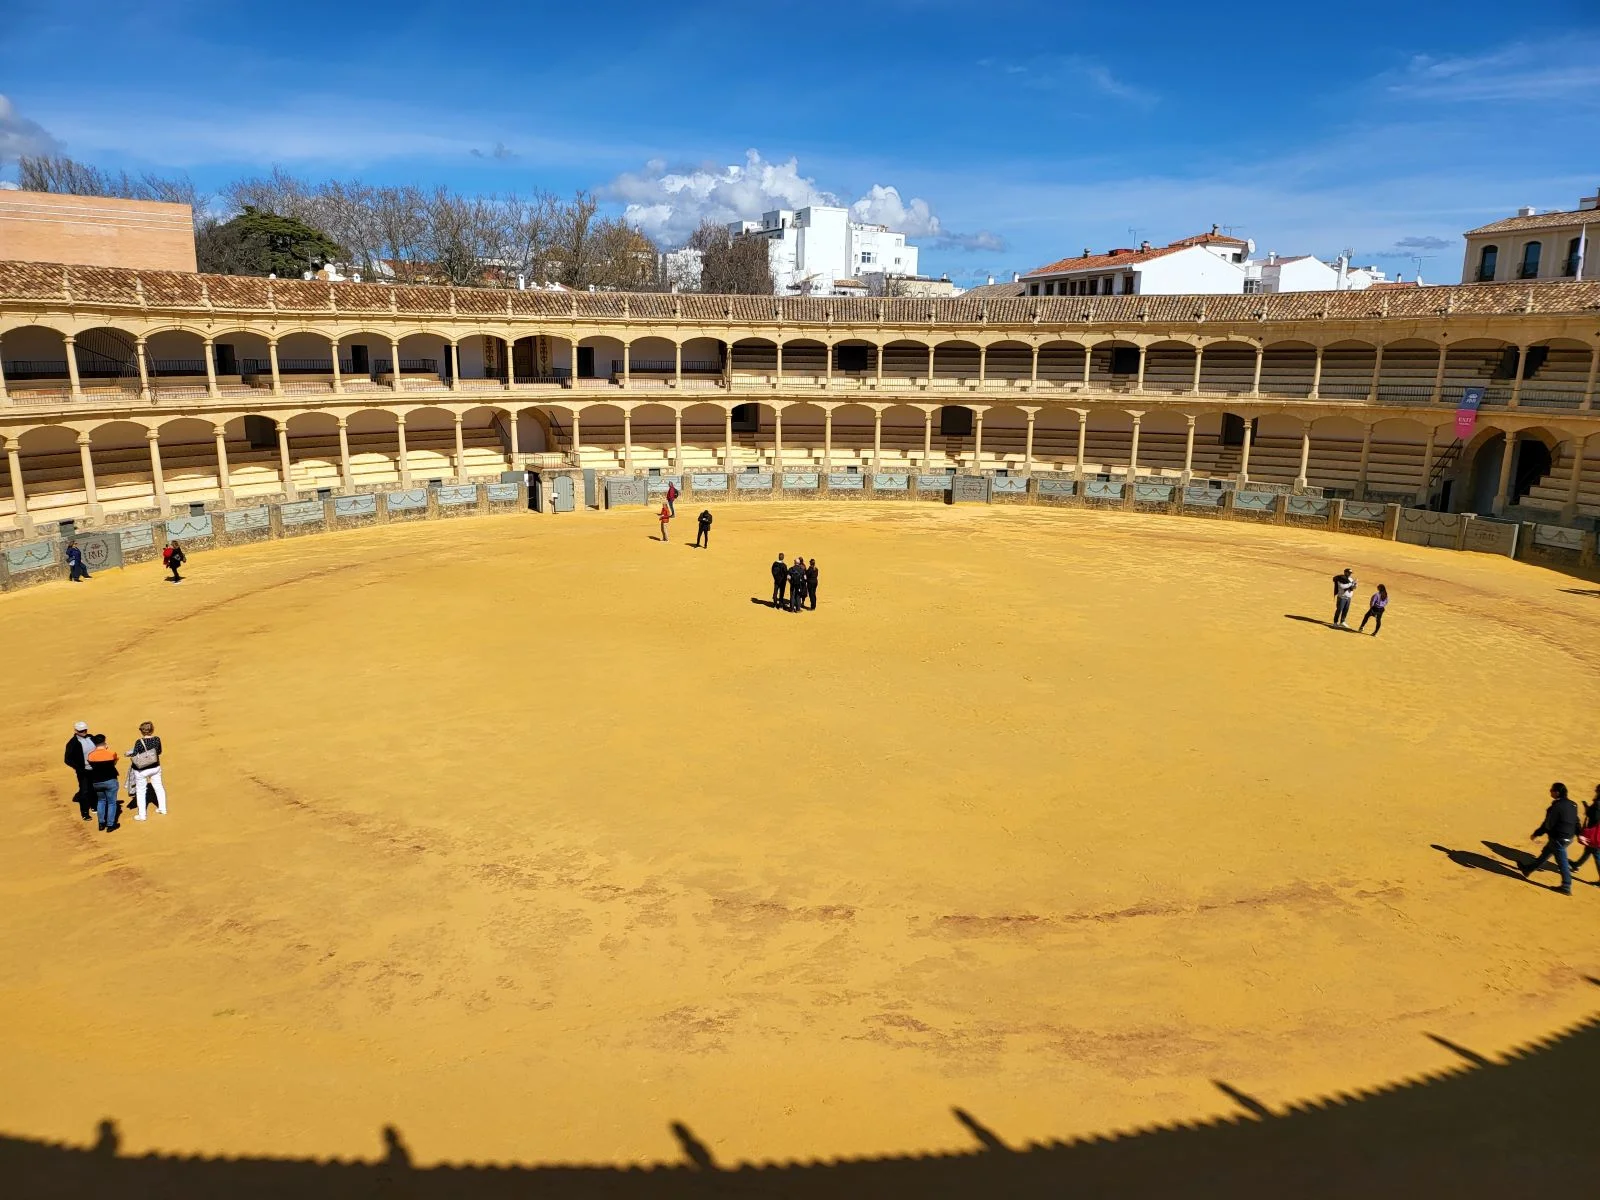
left=1373, top=385, right=1436, bottom=404
left=149, top=358, right=209, bottom=376
left=514, top=369, right=571, bottom=384
left=621, top=359, right=722, bottom=374
left=3, top=360, right=70, bottom=379
left=372, top=358, right=440, bottom=375
left=1517, top=390, right=1585, bottom=410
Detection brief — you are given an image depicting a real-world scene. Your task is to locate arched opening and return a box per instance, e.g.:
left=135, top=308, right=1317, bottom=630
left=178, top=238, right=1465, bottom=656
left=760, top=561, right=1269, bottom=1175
left=154, top=416, right=228, bottom=507
left=1260, top=339, right=1317, bottom=398
left=1142, top=340, right=1196, bottom=395
left=828, top=402, right=876, bottom=468
left=778, top=402, right=827, bottom=468
left=729, top=338, right=778, bottom=382
left=391, top=333, right=448, bottom=390
left=779, top=339, right=828, bottom=384
left=875, top=403, right=926, bottom=468
left=1317, top=340, right=1377, bottom=400
left=984, top=340, right=1032, bottom=383
left=1513, top=438, right=1553, bottom=504
left=144, top=329, right=210, bottom=398
left=1087, top=339, right=1140, bottom=391
left=17, top=424, right=87, bottom=524
left=831, top=339, right=878, bottom=382
left=627, top=403, right=677, bottom=470
left=71, top=326, right=142, bottom=397
left=211, top=328, right=270, bottom=391
left=456, top=405, right=515, bottom=478
left=624, top=336, right=678, bottom=386
left=679, top=402, right=730, bottom=469
left=1197, top=341, right=1256, bottom=396
left=333, top=332, right=393, bottom=391
left=283, top=412, right=343, bottom=492
left=0, top=325, right=72, bottom=399
left=1036, top=340, right=1087, bottom=386
left=879, top=340, right=928, bottom=385
left=680, top=337, right=726, bottom=387
left=274, top=331, right=338, bottom=395
left=1519, top=338, right=1593, bottom=410
left=1476, top=244, right=1498, bottom=282
left=87, top=420, right=158, bottom=515
left=932, top=340, right=980, bottom=384
left=1377, top=339, right=1443, bottom=403
left=1441, top=338, right=1514, bottom=408
left=394, top=406, right=458, bottom=484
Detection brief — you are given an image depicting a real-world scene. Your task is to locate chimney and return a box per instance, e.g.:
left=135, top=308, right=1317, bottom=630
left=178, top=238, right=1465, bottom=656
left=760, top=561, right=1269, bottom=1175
left=1083, top=248, right=1091, bottom=257
left=1580, top=189, right=1600, bottom=211
left=1210, top=223, right=1220, bottom=236
left=1012, top=271, right=1020, bottom=282
left=1517, top=206, right=1536, bottom=217
left=986, top=274, right=995, bottom=286
left=1267, top=251, right=1276, bottom=265
left=1139, top=240, right=1151, bottom=252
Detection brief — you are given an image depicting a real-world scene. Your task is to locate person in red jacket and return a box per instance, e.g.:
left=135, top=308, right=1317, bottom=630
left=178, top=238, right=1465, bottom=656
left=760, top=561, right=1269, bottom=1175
left=664, top=479, right=679, bottom=518
left=162, top=540, right=187, bottom=584
left=657, top=503, right=672, bottom=543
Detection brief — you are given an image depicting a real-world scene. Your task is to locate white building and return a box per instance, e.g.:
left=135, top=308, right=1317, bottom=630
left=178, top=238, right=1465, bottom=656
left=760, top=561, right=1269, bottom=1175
left=730, top=206, right=920, bottom=296
left=1022, top=227, right=1384, bottom=296
left=1461, top=188, right=1598, bottom=284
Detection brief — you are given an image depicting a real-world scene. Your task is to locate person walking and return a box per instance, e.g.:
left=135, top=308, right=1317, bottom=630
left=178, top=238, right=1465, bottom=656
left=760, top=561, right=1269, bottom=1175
left=1520, top=781, right=1580, bottom=894
left=657, top=503, right=672, bottom=543
left=693, top=509, right=713, bottom=549
left=771, top=552, right=788, bottom=609
left=85, top=734, right=122, bottom=833
left=665, top=480, right=680, bottom=519
left=66, top=541, right=90, bottom=582
left=163, top=540, right=186, bottom=584
left=64, top=720, right=97, bottom=821
left=1331, top=567, right=1357, bottom=628
left=1357, top=584, right=1389, bottom=635
left=126, top=721, right=167, bottom=820
left=788, top=554, right=808, bottom=614
left=805, top=558, right=819, bottom=610
left=1565, top=784, right=1600, bottom=885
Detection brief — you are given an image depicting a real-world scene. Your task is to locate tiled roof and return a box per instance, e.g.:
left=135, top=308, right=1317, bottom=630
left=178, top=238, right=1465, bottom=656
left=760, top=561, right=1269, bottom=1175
left=959, top=280, right=1029, bottom=300
left=1024, top=232, right=1245, bottom=279
left=1465, top=207, right=1600, bottom=236
left=2, top=261, right=1598, bottom=324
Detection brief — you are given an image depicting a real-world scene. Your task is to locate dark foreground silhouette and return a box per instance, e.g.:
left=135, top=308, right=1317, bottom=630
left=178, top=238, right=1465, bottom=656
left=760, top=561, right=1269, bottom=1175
left=6, top=1007, right=1600, bottom=1198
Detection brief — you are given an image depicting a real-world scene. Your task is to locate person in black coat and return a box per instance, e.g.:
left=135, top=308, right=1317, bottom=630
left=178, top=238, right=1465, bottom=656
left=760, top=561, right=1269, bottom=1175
left=1520, top=781, right=1580, bottom=895
left=63, top=721, right=96, bottom=821
left=805, top=559, right=819, bottom=610
left=693, top=510, right=713, bottom=549
left=770, top=553, right=788, bottom=608
left=788, top=555, right=807, bottom=614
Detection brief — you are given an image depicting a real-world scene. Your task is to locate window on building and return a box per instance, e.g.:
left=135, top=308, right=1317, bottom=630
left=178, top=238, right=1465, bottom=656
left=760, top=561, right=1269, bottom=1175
left=860, top=251, right=874, bottom=264
left=1123, top=274, right=1135, bottom=294
left=1476, top=244, right=1498, bottom=282
left=1100, top=277, right=1113, bottom=295
left=1564, top=237, right=1582, bottom=277
left=1028, top=283, right=1040, bottom=296
left=1518, top=241, right=1542, bottom=279
left=1244, top=279, right=1262, bottom=294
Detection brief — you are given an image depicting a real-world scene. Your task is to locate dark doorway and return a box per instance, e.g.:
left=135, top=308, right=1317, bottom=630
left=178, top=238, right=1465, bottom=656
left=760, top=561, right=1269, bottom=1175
left=1221, top=414, right=1262, bottom=446
left=1109, top=346, right=1140, bottom=375
left=732, top=403, right=760, bottom=433
left=512, top=338, right=533, bottom=381
left=940, top=406, right=974, bottom=436
left=243, top=414, right=275, bottom=450
left=834, top=345, right=870, bottom=373
left=1513, top=439, right=1552, bottom=503
left=577, top=346, right=595, bottom=378
left=349, top=344, right=369, bottom=375
left=214, top=343, right=237, bottom=375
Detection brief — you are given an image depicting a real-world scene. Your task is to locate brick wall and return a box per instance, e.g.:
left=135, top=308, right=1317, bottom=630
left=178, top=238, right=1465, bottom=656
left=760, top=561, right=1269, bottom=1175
left=0, top=191, right=196, bottom=273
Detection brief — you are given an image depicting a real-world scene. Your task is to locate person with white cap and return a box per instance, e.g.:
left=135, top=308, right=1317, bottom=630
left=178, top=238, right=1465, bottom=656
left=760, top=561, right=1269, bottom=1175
left=63, top=721, right=96, bottom=821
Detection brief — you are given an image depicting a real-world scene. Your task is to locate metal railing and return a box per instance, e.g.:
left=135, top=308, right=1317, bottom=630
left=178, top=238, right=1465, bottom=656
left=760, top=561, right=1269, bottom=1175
left=2, top=360, right=70, bottom=379
left=622, top=359, right=722, bottom=374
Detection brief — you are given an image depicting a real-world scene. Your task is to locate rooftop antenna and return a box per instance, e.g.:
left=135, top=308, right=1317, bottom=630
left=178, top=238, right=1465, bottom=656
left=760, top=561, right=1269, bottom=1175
left=1409, top=254, right=1434, bottom=283
left=1221, top=224, right=1244, bottom=238
left=1127, top=226, right=1144, bottom=246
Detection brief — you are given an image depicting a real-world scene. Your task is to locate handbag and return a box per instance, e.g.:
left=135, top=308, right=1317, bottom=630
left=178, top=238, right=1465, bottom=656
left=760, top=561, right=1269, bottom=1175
left=1580, top=825, right=1600, bottom=850
left=130, top=738, right=159, bottom=770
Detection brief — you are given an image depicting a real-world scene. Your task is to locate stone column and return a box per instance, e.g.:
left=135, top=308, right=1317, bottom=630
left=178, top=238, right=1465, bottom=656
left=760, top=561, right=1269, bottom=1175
left=876, top=343, right=884, bottom=388
left=1508, top=345, right=1527, bottom=407
left=571, top=410, right=582, bottom=462
left=1127, top=412, right=1142, bottom=477
left=389, top=340, right=403, bottom=391
left=330, top=340, right=344, bottom=394
left=673, top=408, right=683, bottom=471
left=1355, top=423, right=1374, bottom=498
left=823, top=406, right=834, bottom=472
left=1081, top=346, right=1092, bottom=386
left=1075, top=410, right=1088, bottom=479
left=1309, top=346, right=1324, bottom=398
left=336, top=417, right=353, bottom=490
left=1294, top=422, right=1312, bottom=490
left=922, top=407, right=933, bottom=464
left=623, top=407, right=634, bottom=472
left=147, top=428, right=169, bottom=514
left=277, top=420, right=297, bottom=498
left=448, top=340, right=461, bottom=392
left=1190, top=346, right=1204, bottom=395
left=1562, top=434, right=1591, bottom=521
left=1416, top=425, right=1437, bottom=505
left=872, top=407, right=883, bottom=471
left=972, top=408, right=985, bottom=468
left=569, top=339, right=580, bottom=387
left=825, top=343, right=834, bottom=390
left=775, top=342, right=784, bottom=388
left=77, top=433, right=100, bottom=519
left=135, top=337, right=152, bottom=402
left=1581, top=345, right=1599, bottom=411
left=1367, top=343, right=1385, bottom=401
left=1250, top=345, right=1264, bottom=396
left=203, top=338, right=220, bottom=398
left=267, top=338, right=283, bottom=395
left=64, top=335, right=83, bottom=400
left=1134, top=345, right=1147, bottom=394
left=0, top=350, right=9, bottom=404
left=214, top=424, right=233, bottom=504
left=1023, top=409, right=1037, bottom=475
left=6, top=442, right=31, bottom=532
left=926, top=343, right=935, bottom=387
left=1430, top=344, right=1448, bottom=404
left=508, top=410, right=520, bottom=460
left=978, top=344, right=988, bottom=388
left=1181, top=414, right=1197, bottom=483
left=1029, top=344, right=1040, bottom=388
left=723, top=406, right=734, bottom=469
left=774, top=405, right=784, bottom=473
left=1492, top=432, right=1517, bottom=513
left=1238, top=418, right=1254, bottom=485
left=396, top=417, right=411, bottom=487
left=674, top=341, right=683, bottom=390
left=452, top=414, right=466, bottom=481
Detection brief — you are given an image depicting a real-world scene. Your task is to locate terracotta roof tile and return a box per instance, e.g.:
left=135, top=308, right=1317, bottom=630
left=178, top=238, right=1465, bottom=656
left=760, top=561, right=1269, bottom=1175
left=1465, top=207, right=1599, bottom=236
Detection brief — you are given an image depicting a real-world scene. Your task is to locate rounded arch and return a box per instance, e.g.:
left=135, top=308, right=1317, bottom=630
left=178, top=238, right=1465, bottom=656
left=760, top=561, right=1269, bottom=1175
left=1142, top=338, right=1198, bottom=396
left=729, top=336, right=779, bottom=379
left=778, top=337, right=829, bottom=383
left=983, top=338, right=1033, bottom=382
left=879, top=339, right=930, bottom=383
left=1036, top=338, right=1088, bottom=386
left=931, top=338, right=981, bottom=381
left=1260, top=338, right=1318, bottom=398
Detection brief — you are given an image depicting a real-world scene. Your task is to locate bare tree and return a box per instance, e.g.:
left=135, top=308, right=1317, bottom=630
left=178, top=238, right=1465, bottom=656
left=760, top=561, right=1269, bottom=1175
left=688, top=221, right=774, bottom=294
left=18, top=154, right=209, bottom=221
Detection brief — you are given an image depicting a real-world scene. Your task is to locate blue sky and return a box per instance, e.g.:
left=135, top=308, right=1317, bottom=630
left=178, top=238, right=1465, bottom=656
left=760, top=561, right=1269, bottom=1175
left=3, top=0, right=1598, bottom=286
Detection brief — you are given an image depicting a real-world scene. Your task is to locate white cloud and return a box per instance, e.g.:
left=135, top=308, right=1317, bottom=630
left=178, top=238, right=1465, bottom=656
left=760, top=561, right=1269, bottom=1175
left=977, top=56, right=1158, bottom=107
left=0, top=94, right=60, bottom=163
left=1385, top=40, right=1600, bottom=102
left=606, top=150, right=1004, bottom=253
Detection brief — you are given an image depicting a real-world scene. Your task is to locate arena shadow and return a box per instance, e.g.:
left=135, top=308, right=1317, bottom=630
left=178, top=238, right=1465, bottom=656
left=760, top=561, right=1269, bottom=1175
left=1430, top=843, right=1525, bottom=883
left=5, top=1012, right=1600, bottom=1199
left=1282, top=614, right=1358, bottom=632
left=1559, top=588, right=1600, bottom=599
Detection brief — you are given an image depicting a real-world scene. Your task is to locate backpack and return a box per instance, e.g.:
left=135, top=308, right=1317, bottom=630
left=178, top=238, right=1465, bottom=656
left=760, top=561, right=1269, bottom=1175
left=163, top=546, right=175, bottom=566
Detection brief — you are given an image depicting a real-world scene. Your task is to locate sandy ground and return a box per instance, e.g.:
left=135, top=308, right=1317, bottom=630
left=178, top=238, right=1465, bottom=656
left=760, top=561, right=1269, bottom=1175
left=1, top=503, right=1597, bottom=1169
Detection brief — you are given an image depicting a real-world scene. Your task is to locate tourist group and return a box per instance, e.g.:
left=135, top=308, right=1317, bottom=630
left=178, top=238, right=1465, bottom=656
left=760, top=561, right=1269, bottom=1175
left=62, top=720, right=169, bottom=832
left=64, top=539, right=189, bottom=584
left=1522, top=783, right=1600, bottom=897
left=1330, top=567, right=1388, bottom=634
left=769, top=552, right=819, bottom=612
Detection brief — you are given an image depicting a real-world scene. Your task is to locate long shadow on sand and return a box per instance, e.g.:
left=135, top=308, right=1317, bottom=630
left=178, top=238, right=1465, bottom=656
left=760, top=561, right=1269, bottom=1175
left=1283, top=614, right=1361, bottom=632
left=1430, top=843, right=1526, bottom=883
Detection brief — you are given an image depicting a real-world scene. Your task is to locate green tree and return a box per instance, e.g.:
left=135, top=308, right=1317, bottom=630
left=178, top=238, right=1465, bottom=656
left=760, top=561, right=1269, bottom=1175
left=195, top=207, right=345, bottom=277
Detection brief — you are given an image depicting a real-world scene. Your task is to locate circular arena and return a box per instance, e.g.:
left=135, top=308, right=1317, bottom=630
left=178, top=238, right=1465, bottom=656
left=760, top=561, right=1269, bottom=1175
left=3, top=500, right=1598, bottom=1184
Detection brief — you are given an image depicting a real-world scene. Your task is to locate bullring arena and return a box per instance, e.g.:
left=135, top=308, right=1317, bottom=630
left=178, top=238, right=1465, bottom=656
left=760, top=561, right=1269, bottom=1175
left=3, top=264, right=1600, bottom=1194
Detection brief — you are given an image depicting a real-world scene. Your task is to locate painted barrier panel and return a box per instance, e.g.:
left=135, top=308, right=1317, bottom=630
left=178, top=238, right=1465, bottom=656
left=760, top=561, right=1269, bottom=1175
left=872, top=473, right=909, bottom=490
left=280, top=500, right=326, bottom=526
left=646, top=475, right=683, bottom=493
left=387, top=489, right=427, bottom=511
left=78, top=532, right=122, bottom=570
left=118, top=523, right=155, bottom=552
left=334, top=494, right=378, bottom=518
left=736, top=472, right=774, bottom=490
left=991, top=476, right=1028, bottom=495
left=917, top=474, right=953, bottom=491
left=782, top=472, right=818, bottom=490
left=224, top=507, right=270, bottom=533
left=1037, top=479, right=1076, bottom=498
left=1233, top=490, right=1276, bottom=512
left=486, top=482, right=520, bottom=503
left=691, top=472, right=728, bottom=492
left=1396, top=509, right=1461, bottom=548
left=1534, top=524, right=1584, bottom=551
left=829, top=472, right=864, bottom=490
left=1085, top=480, right=1123, bottom=500
left=438, top=484, right=479, bottom=507
left=166, top=514, right=214, bottom=539
left=4, top=539, right=57, bottom=573
left=950, top=475, right=990, bottom=503
left=1135, top=482, right=1172, bottom=504
left=604, top=477, right=648, bottom=507
left=1462, top=517, right=1518, bottom=557
left=1288, top=496, right=1331, bottom=517
left=1183, top=487, right=1223, bottom=507
left=1343, top=501, right=1387, bottom=522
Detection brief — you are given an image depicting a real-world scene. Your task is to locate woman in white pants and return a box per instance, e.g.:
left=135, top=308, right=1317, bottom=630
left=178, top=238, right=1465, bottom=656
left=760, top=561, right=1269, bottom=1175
left=126, top=721, right=167, bottom=820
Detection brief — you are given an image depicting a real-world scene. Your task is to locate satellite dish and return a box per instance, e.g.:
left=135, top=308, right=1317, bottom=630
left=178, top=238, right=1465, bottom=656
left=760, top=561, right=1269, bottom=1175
left=1246, top=238, right=1257, bottom=254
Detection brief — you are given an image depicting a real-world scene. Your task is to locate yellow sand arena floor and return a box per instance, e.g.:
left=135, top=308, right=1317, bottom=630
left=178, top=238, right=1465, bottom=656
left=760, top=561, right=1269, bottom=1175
left=2, top=504, right=1598, bottom=1169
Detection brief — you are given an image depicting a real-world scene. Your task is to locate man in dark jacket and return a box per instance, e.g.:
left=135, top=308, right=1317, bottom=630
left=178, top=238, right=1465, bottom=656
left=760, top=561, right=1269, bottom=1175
left=805, top=559, right=819, bottom=610
left=770, top=553, right=788, bottom=608
left=694, top=510, right=713, bottom=549
left=64, top=720, right=96, bottom=820
left=66, top=541, right=90, bottom=582
left=1521, top=781, right=1580, bottom=895
left=788, top=554, right=808, bottom=614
